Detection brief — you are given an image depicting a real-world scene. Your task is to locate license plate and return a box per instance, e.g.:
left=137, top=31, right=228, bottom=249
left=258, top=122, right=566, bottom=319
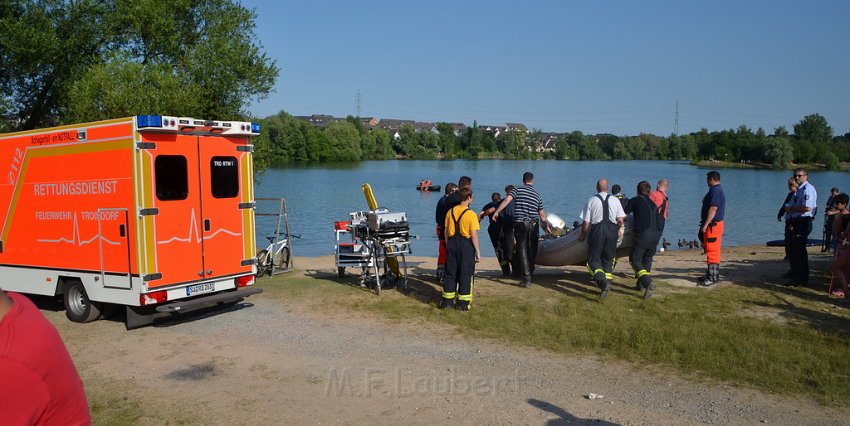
left=186, top=282, right=215, bottom=296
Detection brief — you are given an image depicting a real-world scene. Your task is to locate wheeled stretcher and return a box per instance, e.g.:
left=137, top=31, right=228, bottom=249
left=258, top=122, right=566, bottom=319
left=334, top=209, right=412, bottom=294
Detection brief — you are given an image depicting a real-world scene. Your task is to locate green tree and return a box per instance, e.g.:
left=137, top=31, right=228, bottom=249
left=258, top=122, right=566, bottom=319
left=763, top=137, right=794, bottom=168
left=435, top=122, right=459, bottom=158
left=554, top=135, right=570, bottom=159
left=612, top=141, right=632, bottom=160
left=819, top=151, right=840, bottom=170
left=793, top=114, right=832, bottom=145
left=791, top=139, right=817, bottom=164
left=0, top=0, right=109, bottom=129
left=501, top=131, right=526, bottom=159
left=323, top=121, right=362, bottom=161
left=773, top=126, right=789, bottom=138
left=1, top=0, right=278, bottom=130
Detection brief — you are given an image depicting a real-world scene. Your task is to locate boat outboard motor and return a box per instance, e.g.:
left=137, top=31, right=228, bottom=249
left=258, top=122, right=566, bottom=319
left=546, top=213, right=567, bottom=237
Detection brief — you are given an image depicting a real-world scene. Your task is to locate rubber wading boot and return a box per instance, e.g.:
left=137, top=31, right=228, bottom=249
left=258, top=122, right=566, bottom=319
left=636, top=274, right=652, bottom=292
left=600, top=280, right=612, bottom=300
left=643, top=280, right=656, bottom=299
left=594, top=272, right=606, bottom=288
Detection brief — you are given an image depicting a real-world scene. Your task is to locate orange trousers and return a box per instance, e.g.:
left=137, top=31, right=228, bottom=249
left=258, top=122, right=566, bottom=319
left=437, top=226, right=447, bottom=265
left=703, top=221, right=724, bottom=265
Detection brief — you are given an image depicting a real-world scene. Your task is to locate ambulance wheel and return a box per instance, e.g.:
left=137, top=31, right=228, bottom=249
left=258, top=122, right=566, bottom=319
left=338, top=267, right=345, bottom=278
left=64, top=280, right=102, bottom=323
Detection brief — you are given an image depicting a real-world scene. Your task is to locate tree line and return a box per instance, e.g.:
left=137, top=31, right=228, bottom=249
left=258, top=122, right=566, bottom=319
left=256, top=111, right=850, bottom=170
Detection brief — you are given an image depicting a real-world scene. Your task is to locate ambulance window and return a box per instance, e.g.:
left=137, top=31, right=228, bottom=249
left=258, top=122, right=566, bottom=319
left=155, top=155, right=189, bottom=201
left=210, top=156, right=239, bottom=198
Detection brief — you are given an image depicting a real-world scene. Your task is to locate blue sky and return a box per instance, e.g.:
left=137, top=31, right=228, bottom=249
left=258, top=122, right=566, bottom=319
left=241, top=0, right=850, bottom=136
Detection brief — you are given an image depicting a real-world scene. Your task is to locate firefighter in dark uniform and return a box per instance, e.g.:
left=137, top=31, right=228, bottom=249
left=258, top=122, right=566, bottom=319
left=625, top=181, right=663, bottom=299
left=434, top=183, right=458, bottom=282
left=498, top=184, right=517, bottom=276
left=579, top=178, right=626, bottom=300
left=441, top=187, right=481, bottom=311
left=479, top=192, right=506, bottom=275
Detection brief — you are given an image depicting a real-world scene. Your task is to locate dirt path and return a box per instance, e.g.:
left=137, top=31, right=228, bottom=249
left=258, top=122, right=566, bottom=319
left=48, top=246, right=848, bottom=425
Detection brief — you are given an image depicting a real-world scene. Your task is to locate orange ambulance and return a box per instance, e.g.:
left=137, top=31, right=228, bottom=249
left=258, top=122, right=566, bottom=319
left=0, top=115, right=262, bottom=328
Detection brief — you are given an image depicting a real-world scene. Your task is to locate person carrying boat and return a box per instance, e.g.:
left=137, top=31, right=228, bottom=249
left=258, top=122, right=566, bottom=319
left=649, top=179, right=670, bottom=232
left=498, top=185, right=517, bottom=276
left=441, top=187, right=481, bottom=311
left=578, top=179, right=626, bottom=299
left=698, top=171, right=726, bottom=286
left=493, top=172, right=549, bottom=288
left=611, top=184, right=628, bottom=209
left=784, top=168, right=817, bottom=287
left=625, top=181, right=663, bottom=299
left=435, top=182, right=459, bottom=283
left=479, top=192, right=508, bottom=276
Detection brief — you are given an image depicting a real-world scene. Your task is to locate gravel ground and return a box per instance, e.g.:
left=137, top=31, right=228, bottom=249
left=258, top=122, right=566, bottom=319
left=45, top=247, right=849, bottom=425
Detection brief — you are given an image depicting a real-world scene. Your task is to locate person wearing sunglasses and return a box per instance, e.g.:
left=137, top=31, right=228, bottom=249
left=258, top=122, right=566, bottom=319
left=785, top=168, right=818, bottom=287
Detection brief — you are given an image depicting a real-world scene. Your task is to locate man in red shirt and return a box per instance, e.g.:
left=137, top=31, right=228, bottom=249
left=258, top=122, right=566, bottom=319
left=649, top=178, right=670, bottom=232
left=0, top=289, right=91, bottom=425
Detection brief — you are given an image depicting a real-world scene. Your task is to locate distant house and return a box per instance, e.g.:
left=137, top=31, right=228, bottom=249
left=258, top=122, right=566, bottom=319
left=539, top=133, right=560, bottom=153
left=449, top=122, right=468, bottom=137
left=377, top=118, right=414, bottom=131
left=478, top=124, right=508, bottom=138
left=411, top=121, right=435, bottom=132
left=360, top=117, right=378, bottom=128
left=294, top=114, right=344, bottom=128
left=506, top=122, right=529, bottom=133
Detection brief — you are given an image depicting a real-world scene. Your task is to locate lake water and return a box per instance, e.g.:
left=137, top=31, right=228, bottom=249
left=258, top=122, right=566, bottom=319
left=254, top=160, right=846, bottom=258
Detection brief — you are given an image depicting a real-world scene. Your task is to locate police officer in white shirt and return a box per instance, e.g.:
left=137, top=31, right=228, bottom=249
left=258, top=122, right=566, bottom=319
left=785, top=167, right=818, bottom=286
left=578, top=179, right=627, bottom=299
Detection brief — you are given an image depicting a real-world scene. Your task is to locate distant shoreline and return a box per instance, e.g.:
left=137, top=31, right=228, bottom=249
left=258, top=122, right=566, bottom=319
left=691, top=159, right=847, bottom=171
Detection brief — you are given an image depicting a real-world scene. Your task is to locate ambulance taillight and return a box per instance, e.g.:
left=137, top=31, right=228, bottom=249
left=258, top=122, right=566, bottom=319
left=236, top=275, right=254, bottom=287
left=140, top=291, right=168, bottom=306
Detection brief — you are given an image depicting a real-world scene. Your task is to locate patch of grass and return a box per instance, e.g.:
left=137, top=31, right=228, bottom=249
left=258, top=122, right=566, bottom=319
left=257, top=270, right=850, bottom=405
left=86, top=373, right=202, bottom=425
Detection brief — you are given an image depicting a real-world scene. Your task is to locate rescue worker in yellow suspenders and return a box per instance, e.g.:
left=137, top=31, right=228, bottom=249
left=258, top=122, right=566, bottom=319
left=578, top=179, right=626, bottom=300
left=440, top=187, right=481, bottom=311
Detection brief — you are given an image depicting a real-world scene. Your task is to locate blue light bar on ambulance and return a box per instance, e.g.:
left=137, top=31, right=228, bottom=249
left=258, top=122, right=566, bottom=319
left=137, top=115, right=163, bottom=128
left=251, top=122, right=261, bottom=134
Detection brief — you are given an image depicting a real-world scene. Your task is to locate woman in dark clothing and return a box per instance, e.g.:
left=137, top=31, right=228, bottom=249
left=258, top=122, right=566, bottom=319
left=778, top=177, right=798, bottom=265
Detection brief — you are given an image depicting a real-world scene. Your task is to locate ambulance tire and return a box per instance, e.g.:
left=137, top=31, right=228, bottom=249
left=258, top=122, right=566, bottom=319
left=64, top=280, right=103, bottom=323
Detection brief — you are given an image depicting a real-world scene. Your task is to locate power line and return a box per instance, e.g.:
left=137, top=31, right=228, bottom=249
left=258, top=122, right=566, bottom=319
left=674, top=98, right=679, bottom=136
left=355, top=91, right=362, bottom=117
